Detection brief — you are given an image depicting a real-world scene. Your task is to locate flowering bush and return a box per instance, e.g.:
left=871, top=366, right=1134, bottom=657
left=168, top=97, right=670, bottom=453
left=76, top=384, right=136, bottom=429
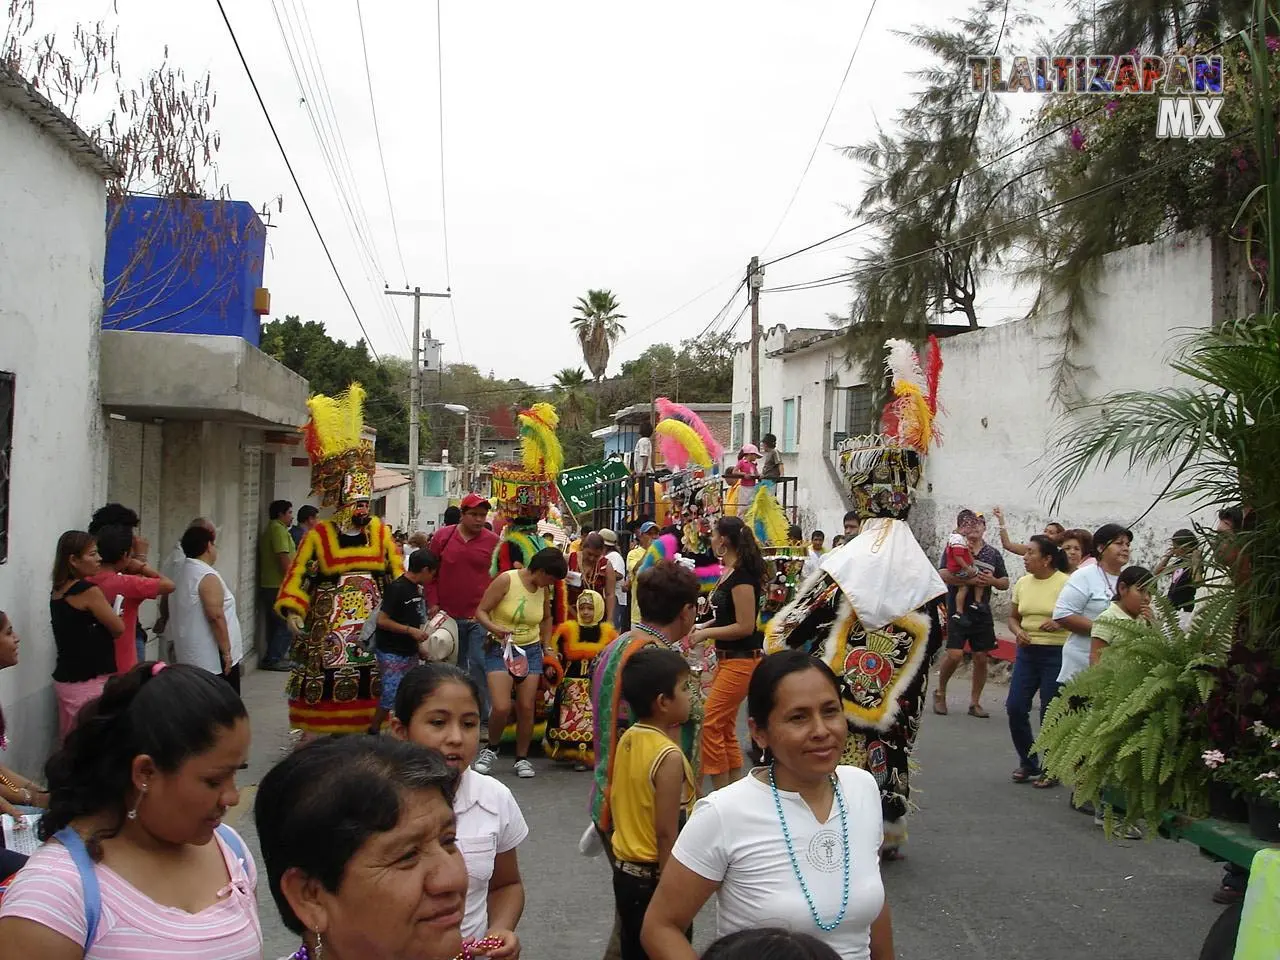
left=1203, top=722, right=1280, bottom=803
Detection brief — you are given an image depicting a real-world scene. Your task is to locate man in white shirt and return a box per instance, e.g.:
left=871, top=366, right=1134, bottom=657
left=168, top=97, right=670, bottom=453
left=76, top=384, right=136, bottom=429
left=599, top=528, right=628, bottom=630
left=801, top=530, right=827, bottom=580
left=631, top=422, right=655, bottom=519
left=169, top=523, right=243, bottom=692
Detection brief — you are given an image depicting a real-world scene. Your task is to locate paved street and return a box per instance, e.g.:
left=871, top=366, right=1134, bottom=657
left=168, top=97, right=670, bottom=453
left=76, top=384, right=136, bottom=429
left=231, top=667, right=1224, bottom=960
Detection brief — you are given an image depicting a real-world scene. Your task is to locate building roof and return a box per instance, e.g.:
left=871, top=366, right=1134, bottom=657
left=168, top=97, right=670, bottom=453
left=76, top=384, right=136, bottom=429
left=373, top=467, right=412, bottom=492
left=610, top=401, right=732, bottom=424
left=763, top=322, right=974, bottom=359
left=0, top=64, right=118, bottom=179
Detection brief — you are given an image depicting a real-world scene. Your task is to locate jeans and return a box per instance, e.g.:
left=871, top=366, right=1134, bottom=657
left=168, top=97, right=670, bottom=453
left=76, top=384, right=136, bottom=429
left=1006, top=643, right=1064, bottom=771
left=455, top=618, right=492, bottom=721
left=613, top=601, right=629, bottom=633
left=612, top=866, right=690, bottom=960
left=260, top=587, right=293, bottom=665
left=135, top=624, right=147, bottom=664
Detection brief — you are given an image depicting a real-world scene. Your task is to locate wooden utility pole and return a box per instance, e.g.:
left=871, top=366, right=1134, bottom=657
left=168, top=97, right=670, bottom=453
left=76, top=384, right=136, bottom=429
left=748, top=256, right=764, bottom=444
left=385, top=285, right=450, bottom=529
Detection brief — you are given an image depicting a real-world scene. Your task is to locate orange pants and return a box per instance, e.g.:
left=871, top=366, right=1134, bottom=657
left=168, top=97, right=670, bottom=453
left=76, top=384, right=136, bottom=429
left=700, top=655, right=759, bottom=777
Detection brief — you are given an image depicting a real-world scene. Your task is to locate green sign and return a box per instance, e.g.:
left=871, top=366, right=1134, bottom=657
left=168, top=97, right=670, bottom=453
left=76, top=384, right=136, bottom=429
left=558, top=458, right=631, bottom=514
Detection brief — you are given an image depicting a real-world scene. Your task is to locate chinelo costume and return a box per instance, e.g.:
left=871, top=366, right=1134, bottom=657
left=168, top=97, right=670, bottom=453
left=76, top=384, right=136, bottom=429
left=765, top=337, right=947, bottom=854
left=275, top=384, right=402, bottom=736
left=543, top=588, right=617, bottom=766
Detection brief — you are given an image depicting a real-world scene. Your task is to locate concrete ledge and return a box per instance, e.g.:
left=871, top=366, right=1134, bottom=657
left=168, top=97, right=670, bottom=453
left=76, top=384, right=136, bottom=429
left=100, top=330, right=309, bottom=427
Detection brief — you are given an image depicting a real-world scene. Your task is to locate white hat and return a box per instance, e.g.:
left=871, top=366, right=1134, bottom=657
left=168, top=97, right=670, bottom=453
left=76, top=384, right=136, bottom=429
left=599, top=528, right=618, bottom=546
left=418, top=611, right=459, bottom=664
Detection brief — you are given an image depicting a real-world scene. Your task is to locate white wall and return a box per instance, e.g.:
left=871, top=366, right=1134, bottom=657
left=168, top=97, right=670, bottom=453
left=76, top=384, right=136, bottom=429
left=733, top=234, right=1220, bottom=621
left=0, top=100, right=108, bottom=774
left=918, top=234, right=1218, bottom=588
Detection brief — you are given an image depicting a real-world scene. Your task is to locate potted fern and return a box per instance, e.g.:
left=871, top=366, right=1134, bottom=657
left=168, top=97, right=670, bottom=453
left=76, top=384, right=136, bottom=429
left=1035, top=593, right=1232, bottom=827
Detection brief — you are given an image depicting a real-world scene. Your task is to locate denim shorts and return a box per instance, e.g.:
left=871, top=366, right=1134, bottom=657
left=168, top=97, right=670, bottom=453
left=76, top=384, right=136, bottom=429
left=375, top=650, right=420, bottom=710
left=483, top=637, right=543, bottom=679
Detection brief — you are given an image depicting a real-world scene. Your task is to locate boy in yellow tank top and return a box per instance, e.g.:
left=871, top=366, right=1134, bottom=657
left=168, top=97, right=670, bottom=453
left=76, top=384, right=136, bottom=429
left=610, top=646, right=696, bottom=960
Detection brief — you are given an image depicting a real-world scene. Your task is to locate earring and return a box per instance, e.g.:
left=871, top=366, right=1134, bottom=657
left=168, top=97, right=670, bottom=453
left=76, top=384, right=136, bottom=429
left=314, top=930, right=324, bottom=960
left=127, top=783, right=148, bottom=820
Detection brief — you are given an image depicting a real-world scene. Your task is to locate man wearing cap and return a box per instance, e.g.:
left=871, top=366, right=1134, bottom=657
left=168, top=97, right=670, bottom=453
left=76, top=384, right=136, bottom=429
left=627, top=521, right=658, bottom=627
left=935, top=508, right=1009, bottom=718
left=599, top=528, right=628, bottom=631
left=427, top=493, right=500, bottom=720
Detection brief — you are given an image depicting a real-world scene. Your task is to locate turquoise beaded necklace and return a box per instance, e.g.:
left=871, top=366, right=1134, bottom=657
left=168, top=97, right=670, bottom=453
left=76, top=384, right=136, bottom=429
left=768, top=764, right=851, bottom=932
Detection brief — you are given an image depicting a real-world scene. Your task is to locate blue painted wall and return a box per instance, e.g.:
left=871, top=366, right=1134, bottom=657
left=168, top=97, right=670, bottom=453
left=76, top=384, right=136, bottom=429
left=103, top=197, right=266, bottom=344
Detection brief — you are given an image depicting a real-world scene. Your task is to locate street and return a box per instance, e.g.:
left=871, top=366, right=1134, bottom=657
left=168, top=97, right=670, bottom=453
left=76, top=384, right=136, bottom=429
left=231, top=668, right=1224, bottom=960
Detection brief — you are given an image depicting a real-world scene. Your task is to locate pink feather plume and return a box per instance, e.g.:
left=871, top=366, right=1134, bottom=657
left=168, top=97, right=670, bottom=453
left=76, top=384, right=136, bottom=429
left=656, top=397, right=724, bottom=462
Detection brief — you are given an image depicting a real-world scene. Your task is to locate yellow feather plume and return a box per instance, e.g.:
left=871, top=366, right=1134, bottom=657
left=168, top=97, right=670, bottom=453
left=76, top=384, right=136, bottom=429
left=745, top=484, right=790, bottom=547
left=518, top=402, right=563, bottom=476
left=304, top=383, right=367, bottom=460
left=654, top=418, right=712, bottom=468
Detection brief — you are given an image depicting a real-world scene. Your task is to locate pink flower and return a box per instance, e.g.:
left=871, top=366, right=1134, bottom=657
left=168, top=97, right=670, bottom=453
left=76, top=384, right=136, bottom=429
left=1256, top=771, right=1279, bottom=780
left=1069, top=127, right=1086, bottom=151
left=1267, top=36, right=1279, bottom=53
left=1238, top=157, right=1250, bottom=171
left=1202, top=749, right=1227, bottom=768
left=1252, top=720, right=1268, bottom=735
left=1104, top=100, right=1119, bottom=117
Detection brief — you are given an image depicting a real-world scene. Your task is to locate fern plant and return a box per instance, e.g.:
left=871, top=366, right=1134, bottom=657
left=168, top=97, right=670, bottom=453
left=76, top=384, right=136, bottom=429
left=1035, top=592, right=1234, bottom=827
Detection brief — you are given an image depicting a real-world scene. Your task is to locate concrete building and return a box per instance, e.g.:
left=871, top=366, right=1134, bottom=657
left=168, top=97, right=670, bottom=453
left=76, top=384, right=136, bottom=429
left=98, top=197, right=309, bottom=670
left=732, top=233, right=1227, bottom=605
left=0, top=66, right=116, bottom=773
left=596, top=402, right=733, bottom=468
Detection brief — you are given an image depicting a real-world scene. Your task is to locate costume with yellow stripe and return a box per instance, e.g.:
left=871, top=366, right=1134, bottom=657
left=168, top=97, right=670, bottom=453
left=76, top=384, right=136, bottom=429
left=276, top=385, right=402, bottom=735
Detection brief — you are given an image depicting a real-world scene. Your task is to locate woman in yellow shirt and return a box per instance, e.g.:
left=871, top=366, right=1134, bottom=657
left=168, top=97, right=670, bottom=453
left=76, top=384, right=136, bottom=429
left=1005, top=535, right=1071, bottom=787
left=474, top=547, right=567, bottom=778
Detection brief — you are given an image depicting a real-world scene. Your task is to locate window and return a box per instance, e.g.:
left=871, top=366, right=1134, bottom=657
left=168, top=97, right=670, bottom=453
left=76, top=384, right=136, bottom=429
left=782, top=398, right=800, bottom=453
left=731, top=413, right=744, bottom=452
left=0, top=373, right=12, bottom=563
left=757, top=406, right=773, bottom=443
left=831, top=384, right=875, bottom=448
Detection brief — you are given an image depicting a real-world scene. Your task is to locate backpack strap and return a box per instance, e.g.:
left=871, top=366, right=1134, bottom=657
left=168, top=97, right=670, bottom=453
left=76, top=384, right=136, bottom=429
left=54, top=827, right=100, bottom=951
left=214, top=824, right=247, bottom=869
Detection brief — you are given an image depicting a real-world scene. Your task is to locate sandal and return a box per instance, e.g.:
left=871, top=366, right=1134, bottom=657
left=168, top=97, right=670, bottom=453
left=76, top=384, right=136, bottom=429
left=933, top=691, right=948, bottom=715
left=881, top=846, right=906, bottom=862
left=1032, top=775, right=1060, bottom=789
left=967, top=704, right=990, bottom=718
left=1011, top=767, right=1038, bottom=783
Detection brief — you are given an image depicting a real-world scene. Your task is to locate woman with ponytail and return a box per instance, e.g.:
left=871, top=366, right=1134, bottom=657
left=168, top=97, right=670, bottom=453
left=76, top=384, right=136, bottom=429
left=689, top=516, right=767, bottom=790
left=0, top=662, right=260, bottom=959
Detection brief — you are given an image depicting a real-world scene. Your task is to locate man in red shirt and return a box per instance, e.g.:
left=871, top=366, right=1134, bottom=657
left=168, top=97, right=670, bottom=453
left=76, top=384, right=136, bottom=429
left=88, top=524, right=175, bottom=672
left=427, top=492, right=500, bottom=724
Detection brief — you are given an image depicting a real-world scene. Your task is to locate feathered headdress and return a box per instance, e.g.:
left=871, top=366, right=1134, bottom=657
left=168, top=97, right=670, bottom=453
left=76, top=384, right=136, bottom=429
left=744, top=484, right=790, bottom=548
left=881, top=335, right=942, bottom=454
left=517, top=402, right=563, bottom=477
left=656, top=398, right=724, bottom=462
left=654, top=418, right=712, bottom=470
left=300, top=384, right=375, bottom=510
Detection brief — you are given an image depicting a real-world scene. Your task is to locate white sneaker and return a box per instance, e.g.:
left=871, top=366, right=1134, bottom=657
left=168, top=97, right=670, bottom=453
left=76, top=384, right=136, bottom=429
left=514, top=759, right=536, bottom=779
left=473, top=747, right=497, bottom=775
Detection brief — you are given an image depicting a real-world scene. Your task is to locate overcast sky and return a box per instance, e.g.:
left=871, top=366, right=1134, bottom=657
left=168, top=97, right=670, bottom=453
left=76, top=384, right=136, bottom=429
left=40, top=0, right=1039, bottom=381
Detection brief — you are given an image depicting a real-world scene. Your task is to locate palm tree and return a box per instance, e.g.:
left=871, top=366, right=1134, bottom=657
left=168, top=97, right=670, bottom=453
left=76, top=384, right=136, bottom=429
left=571, top=289, right=626, bottom=382
left=552, top=367, right=594, bottom=431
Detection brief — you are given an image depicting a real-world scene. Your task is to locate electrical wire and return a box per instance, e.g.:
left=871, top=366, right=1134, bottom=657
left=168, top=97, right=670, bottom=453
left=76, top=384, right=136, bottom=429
left=436, top=0, right=466, bottom=363
left=759, top=124, right=1251, bottom=297
left=758, top=0, right=880, bottom=256
left=270, top=0, right=409, bottom=355
left=357, top=0, right=410, bottom=287
left=617, top=270, right=748, bottom=345
left=213, top=0, right=382, bottom=363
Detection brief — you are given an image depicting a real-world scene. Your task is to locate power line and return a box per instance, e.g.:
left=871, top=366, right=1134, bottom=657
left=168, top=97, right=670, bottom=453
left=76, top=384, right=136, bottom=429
left=269, top=0, right=408, bottom=355
left=759, top=125, right=1251, bottom=297
left=759, top=0, right=880, bottom=256
left=213, top=0, right=382, bottom=363
left=356, top=0, right=410, bottom=286
left=437, top=0, right=466, bottom=363
left=618, top=271, right=747, bottom=345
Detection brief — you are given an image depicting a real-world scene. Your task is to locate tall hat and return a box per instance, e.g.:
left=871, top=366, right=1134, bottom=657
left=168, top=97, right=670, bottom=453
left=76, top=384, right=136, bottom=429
left=490, top=402, right=562, bottom=522
left=837, top=335, right=942, bottom=521
left=300, top=383, right=375, bottom=521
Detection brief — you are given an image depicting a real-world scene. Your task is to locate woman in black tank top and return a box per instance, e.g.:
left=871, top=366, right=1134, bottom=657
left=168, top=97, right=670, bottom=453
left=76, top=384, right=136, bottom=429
left=48, top=532, right=125, bottom=740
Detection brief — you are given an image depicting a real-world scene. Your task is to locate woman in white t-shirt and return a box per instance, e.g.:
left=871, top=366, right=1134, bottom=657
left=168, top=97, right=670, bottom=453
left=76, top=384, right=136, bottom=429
left=1051, top=523, right=1132, bottom=685
left=642, top=650, right=892, bottom=960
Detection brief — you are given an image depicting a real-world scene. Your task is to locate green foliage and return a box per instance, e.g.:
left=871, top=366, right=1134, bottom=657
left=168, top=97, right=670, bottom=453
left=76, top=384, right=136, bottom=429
left=571, top=289, right=627, bottom=381
left=552, top=368, right=595, bottom=431
left=261, top=317, right=410, bottom=462
left=840, top=0, right=1041, bottom=375
left=1036, top=593, right=1234, bottom=826
left=604, top=331, right=736, bottom=414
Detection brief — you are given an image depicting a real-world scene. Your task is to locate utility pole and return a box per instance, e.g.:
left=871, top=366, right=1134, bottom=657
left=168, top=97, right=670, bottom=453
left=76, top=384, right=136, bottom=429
left=748, top=256, right=764, bottom=444
left=385, top=285, right=450, bottom=529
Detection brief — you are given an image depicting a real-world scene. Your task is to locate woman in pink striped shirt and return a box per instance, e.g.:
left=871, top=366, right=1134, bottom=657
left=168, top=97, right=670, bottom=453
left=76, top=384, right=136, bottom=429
left=0, top=661, right=259, bottom=959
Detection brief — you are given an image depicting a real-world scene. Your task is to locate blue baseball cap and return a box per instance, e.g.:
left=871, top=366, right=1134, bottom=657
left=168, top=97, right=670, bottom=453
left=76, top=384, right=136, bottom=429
left=639, top=521, right=658, bottom=533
